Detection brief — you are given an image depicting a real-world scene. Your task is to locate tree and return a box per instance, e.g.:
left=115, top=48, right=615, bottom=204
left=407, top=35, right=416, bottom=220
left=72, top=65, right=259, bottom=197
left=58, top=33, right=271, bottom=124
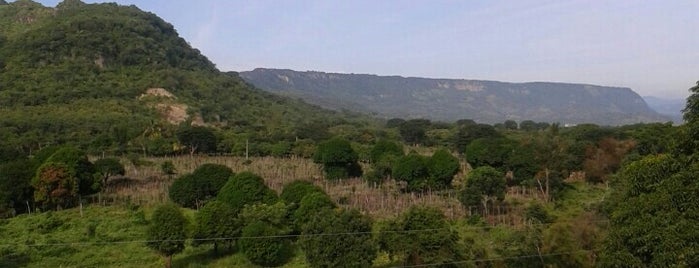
left=191, top=163, right=233, bottom=198
left=192, top=200, right=238, bottom=252
left=519, top=120, right=537, bottom=131
left=313, top=137, right=362, bottom=180
left=465, top=137, right=515, bottom=170
left=504, top=120, right=518, bottom=130
left=292, top=192, right=336, bottom=229
left=398, top=119, right=430, bottom=145
left=0, top=159, right=34, bottom=216
left=146, top=204, right=188, bottom=268
left=169, top=164, right=234, bottom=208
left=32, top=162, right=77, bottom=210
left=217, top=172, right=277, bottom=214
left=427, top=149, right=460, bottom=189
left=369, top=139, right=403, bottom=163
left=176, top=126, right=217, bottom=156
left=459, top=166, right=506, bottom=216
left=93, top=158, right=125, bottom=187
left=280, top=180, right=323, bottom=205
left=377, top=206, right=464, bottom=266
left=681, top=81, right=699, bottom=154
left=300, top=208, right=376, bottom=268
left=43, top=146, right=98, bottom=195
left=600, top=154, right=698, bottom=267
left=239, top=221, right=293, bottom=267
left=392, top=153, right=429, bottom=192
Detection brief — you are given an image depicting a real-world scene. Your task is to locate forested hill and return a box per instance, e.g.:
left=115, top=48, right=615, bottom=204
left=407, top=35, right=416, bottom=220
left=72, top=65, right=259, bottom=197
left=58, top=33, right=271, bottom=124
left=241, top=68, right=671, bottom=125
left=0, top=0, right=348, bottom=153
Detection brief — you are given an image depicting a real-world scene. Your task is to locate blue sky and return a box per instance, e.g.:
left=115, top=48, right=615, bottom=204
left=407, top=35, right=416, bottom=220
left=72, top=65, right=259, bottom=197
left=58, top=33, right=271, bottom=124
left=35, top=0, right=698, bottom=99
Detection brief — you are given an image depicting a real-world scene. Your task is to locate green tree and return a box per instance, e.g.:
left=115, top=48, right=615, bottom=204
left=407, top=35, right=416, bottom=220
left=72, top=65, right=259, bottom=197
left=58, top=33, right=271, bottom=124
left=398, top=119, right=430, bottom=145
left=300, top=208, right=377, bottom=268
left=292, top=192, right=336, bottom=230
left=176, top=126, right=217, bottom=156
left=681, top=81, right=699, bottom=154
left=169, top=164, right=234, bottom=208
left=600, top=154, right=698, bottom=267
left=313, top=137, right=362, bottom=180
left=239, top=220, right=293, bottom=267
left=146, top=204, right=188, bottom=268
left=377, top=206, right=464, bottom=266
left=392, top=153, right=429, bottom=192
left=0, top=159, right=34, bottom=216
left=459, top=166, right=506, bottom=216
left=92, top=158, right=125, bottom=187
left=217, top=172, right=277, bottom=214
left=280, top=180, right=323, bottom=205
left=191, top=163, right=233, bottom=198
left=504, top=120, right=518, bottom=130
left=427, top=149, right=460, bottom=189
left=369, top=139, right=403, bottom=163
left=192, top=200, right=238, bottom=251
left=465, top=137, right=515, bottom=170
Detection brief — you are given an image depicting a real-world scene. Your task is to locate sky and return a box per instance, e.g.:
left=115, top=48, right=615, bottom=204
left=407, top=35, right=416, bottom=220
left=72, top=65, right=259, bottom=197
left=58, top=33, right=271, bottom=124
left=35, top=0, right=698, bottom=99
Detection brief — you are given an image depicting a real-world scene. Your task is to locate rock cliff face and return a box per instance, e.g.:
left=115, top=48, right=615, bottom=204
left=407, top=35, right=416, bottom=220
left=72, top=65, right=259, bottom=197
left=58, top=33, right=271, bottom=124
left=241, top=68, right=670, bottom=125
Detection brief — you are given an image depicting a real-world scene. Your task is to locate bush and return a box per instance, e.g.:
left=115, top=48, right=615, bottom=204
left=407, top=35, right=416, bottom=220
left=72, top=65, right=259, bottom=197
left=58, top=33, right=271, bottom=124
left=160, top=161, right=176, bottom=176
left=300, top=209, right=376, bottom=268
left=217, top=172, right=277, bottom=214
left=239, top=221, right=292, bottom=267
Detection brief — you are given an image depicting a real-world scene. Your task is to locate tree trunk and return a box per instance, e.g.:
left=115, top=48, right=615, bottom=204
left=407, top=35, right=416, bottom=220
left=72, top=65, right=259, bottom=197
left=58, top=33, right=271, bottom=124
left=165, top=255, right=172, bottom=268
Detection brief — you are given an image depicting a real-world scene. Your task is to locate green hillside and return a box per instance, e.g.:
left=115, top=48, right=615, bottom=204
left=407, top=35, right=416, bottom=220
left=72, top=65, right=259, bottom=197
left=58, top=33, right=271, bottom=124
left=0, top=0, right=351, bottom=154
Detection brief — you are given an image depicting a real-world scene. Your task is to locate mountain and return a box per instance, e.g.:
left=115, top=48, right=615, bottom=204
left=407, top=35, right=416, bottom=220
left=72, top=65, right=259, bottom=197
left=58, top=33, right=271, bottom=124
left=0, top=1, right=347, bottom=153
left=240, top=68, right=671, bottom=125
left=643, top=96, right=685, bottom=123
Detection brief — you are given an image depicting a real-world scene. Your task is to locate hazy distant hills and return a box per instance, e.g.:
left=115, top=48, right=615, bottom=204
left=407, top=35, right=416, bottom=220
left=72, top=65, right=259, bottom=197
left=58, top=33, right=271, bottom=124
left=241, top=68, right=671, bottom=125
left=643, top=96, right=685, bottom=123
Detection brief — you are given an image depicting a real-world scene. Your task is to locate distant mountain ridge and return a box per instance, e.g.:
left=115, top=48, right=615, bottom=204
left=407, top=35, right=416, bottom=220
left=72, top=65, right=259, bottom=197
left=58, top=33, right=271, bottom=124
left=241, top=68, right=671, bottom=125
left=643, top=96, right=685, bottom=123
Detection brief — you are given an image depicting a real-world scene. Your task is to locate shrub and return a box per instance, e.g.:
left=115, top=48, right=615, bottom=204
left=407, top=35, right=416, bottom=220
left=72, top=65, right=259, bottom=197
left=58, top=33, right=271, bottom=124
left=369, top=139, right=403, bottom=163
left=160, top=161, right=176, bottom=176
left=217, top=172, right=278, bottom=214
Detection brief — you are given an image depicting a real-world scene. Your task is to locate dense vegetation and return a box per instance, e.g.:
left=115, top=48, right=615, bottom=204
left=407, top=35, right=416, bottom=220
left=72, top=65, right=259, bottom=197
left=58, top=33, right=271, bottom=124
left=0, top=1, right=696, bottom=267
